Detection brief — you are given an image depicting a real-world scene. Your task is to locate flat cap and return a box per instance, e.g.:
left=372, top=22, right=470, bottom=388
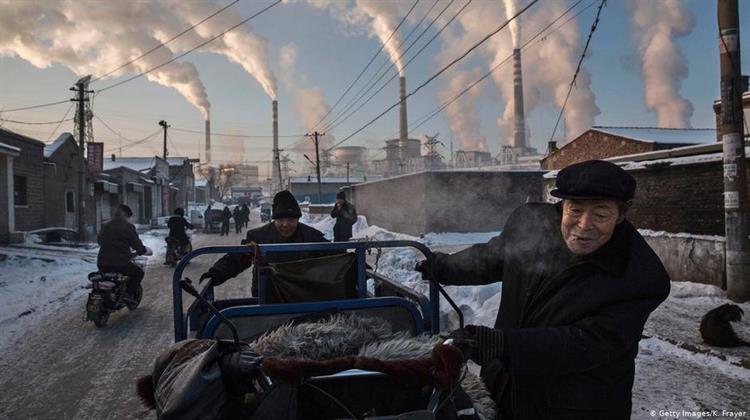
left=550, top=160, right=635, bottom=201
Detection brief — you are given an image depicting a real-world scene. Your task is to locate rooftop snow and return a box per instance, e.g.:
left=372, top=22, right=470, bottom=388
left=43, top=132, right=74, bottom=158
left=592, top=126, right=715, bottom=145
left=103, top=157, right=157, bottom=172
left=290, top=176, right=372, bottom=183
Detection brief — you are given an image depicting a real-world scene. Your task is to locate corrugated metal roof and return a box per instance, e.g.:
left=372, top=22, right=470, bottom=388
left=592, top=126, right=715, bottom=145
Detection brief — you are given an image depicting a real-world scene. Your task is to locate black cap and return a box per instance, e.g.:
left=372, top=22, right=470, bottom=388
left=272, top=190, right=302, bottom=219
left=550, top=160, right=635, bottom=201
left=118, top=204, right=133, bottom=218
left=336, top=191, right=346, bottom=200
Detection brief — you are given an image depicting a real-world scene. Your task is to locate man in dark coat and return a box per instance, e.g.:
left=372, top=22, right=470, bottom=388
left=241, top=203, right=250, bottom=228
left=167, top=207, right=194, bottom=248
left=232, top=206, right=242, bottom=234
left=220, top=206, right=232, bottom=236
left=417, top=160, right=670, bottom=420
left=330, top=191, right=357, bottom=242
left=200, top=191, right=328, bottom=295
left=97, top=204, right=152, bottom=296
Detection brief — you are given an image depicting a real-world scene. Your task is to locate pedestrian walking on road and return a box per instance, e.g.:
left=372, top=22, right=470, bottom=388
left=330, top=191, right=357, bottom=242
left=220, top=206, right=231, bottom=236
left=233, top=206, right=242, bottom=234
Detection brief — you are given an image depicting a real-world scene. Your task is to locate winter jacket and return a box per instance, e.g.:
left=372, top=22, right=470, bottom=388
left=205, top=222, right=329, bottom=292
left=431, top=202, right=670, bottom=420
left=168, top=216, right=194, bottom=242
left=97, top=217, right=147, bottom=266
left=221, top=208, right=232, bottom=222
left=330, top=201, right=357, bottom=241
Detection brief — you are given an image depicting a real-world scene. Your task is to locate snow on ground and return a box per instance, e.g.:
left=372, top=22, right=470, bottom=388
left=0, top=228, right=167, bottom=353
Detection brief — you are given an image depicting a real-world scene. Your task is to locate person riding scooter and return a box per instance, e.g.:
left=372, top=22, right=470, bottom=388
left=97, top=204, right=153, bottom=297
left=167, top=207, right=194, bottom=255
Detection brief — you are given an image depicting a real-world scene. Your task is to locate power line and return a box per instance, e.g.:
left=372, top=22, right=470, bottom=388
left=409, top=0, right=592, bottom=135
left=96, top=0, right=282, bottom=94
left=329, top=0, right=539, bottom=151
left=0, top=117, right=74, bottom=125
left=94, top=113, right=139, bottom=145
left=549, top=0, right=606, bottom=143
left=91, top=0, right=240, bottom=83
left=310, top=0, right=421, bottom=131
left=322, top=0, right=471, bottom=134
left=104, top=128, right=163, bottom=153
left=47, top=103, right=75, bottom=141
left=1, top=99, right=70, bottom=113
left=171, top=126, right=304, bottom=138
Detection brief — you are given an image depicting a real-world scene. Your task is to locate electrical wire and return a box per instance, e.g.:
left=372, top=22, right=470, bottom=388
left=94, top=113, right=139, bottom=145
left=328, top=0, right=539, bottom=151
left=104, top=128, right=163, bottom=153
left=549, top=0, right=606, bottom=143
left=171, top=126, right=304, bottom=138
left=46, top=103, right=76, bottom=141
left=0, top=117, right=74, bottom=125
left=310, top=0, right=421, bottom=131
left=408, top=0, right=592, bottom=136
left=91, top=0, right=240, bottom=83
left=1, top=99, right=70, bottom=113
left=96, top=0, right=282, bottom=94
left=321, top=0, right=465, bottom=133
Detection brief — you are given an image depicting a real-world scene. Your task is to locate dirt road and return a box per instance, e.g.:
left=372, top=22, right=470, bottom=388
left=0, top=227, right=254, bottom=420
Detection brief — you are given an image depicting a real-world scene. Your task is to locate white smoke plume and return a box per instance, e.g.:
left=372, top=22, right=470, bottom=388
left=0, top=1, right=211, bottom=118
left=628, top=0, right=694, bottom=128
left=279, top=43, right=336, bottom=155
left=438, top=67, right=487, bottom=152
left=436, top=1, right=599, bottom=149
left=306, top=0, right=413, bottom=76
left=503, top=0, right=521, bottom=48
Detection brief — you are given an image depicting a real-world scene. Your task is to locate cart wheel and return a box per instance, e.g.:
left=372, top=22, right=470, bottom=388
left=93, top=311, right=109, bottom=327
left=127, top=285, right=143, bottom=310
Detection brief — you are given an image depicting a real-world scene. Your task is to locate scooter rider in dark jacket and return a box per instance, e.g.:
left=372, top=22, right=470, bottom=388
left=167, top=207, right=194, bottom=248
left=417, top=160, right=670, bottom=420
left=97, top=205, right=153, bottom=296
left=200, top=191, right=328, bottom=295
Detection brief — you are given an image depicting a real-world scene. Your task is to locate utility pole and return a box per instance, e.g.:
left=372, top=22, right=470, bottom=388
left=305, top=131, right=324, bottom=203
left=346, top=162, right=350, bottom=185
left=159, top=120, right=169, bottom=160
left=719, top=0, right=749, bottom=302
left=70, top=76, right=92, bottom=241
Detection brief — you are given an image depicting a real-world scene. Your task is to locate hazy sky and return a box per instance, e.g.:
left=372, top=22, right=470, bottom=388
left=1, top=0, right=748, bottom=178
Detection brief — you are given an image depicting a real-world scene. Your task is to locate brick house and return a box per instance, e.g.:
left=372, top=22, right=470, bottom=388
left=43, top=133, right=81, bottom=230
left=104, top=156, right=171, bottom=223
left=0, top=128, right=45, bottom=242
left=540, top=127, right=715, bottom=170
left=102, top=166, right=148, bottom=224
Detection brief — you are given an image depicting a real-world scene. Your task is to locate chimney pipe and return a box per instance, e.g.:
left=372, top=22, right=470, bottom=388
left=512, top=48, right=526, bottom=151
left=399, top=76, right=408, bottom=161
left=272, top=100, right=281, bottom=189
left=547, top=141, right=558, bottom=155
left=205, top=117, right=211, bottom=163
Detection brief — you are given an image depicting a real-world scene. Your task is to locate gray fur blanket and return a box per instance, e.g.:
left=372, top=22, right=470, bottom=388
left=250, top=314, right=496, bottom=420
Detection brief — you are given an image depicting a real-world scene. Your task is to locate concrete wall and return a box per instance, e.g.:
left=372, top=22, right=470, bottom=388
left=347, top=171, right=543, bottom=235
left=641, top=232, right=725, bottom=287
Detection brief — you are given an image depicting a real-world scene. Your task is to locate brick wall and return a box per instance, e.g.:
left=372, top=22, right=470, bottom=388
left=542, top=130, right=654, bottom=170
left=347, top=171, right=543, bottom=235
left=0, top=132, right=45, bottom=232
left=44, top=139, right=80, bottom=228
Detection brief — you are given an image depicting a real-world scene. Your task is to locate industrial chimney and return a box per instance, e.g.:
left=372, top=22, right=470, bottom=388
left=272, top=100, right=281, bottom=190
left=512, top=48, right=526, bottom=151
left=205, top=116, right=211, bottom=163
left=399, top=76, right=408, bottom=160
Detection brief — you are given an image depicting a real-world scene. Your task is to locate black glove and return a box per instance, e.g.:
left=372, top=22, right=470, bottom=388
left=415, top=258, right=434, bottom=281
left=464, top=324, right=504, bottom=366
left=445, top=328, right=478, bottom=362
left=219, top=349, right=263, bottom=379
left=199, top=272, right=213, bottom=285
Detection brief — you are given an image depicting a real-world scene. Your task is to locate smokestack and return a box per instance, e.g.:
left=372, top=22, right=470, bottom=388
left=512, top=48, right=526, bottom=150
left=205, top=117, right=211, bottom=163
left=399, top=76, right=408, bottom=160
left=272, top=100, right=280, bottom=188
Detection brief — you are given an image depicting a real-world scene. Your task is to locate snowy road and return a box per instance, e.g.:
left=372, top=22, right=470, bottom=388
left=0, top=228, right=255, bottom=420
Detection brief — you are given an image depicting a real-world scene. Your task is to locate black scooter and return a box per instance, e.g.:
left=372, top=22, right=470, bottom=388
left=85, top=256, right=146, bottom=327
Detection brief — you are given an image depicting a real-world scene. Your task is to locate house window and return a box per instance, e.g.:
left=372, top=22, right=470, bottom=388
left=66, top=191, right=75, bottom=213
left=13, top=175, right=27, bottom=206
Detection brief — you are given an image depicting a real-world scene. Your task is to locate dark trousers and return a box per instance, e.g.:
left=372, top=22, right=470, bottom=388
left=221, top=221, right=230, bottom=236
left=98, top=262, right=144, bottom=295
left=234, top=218, right=242, bottom=234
